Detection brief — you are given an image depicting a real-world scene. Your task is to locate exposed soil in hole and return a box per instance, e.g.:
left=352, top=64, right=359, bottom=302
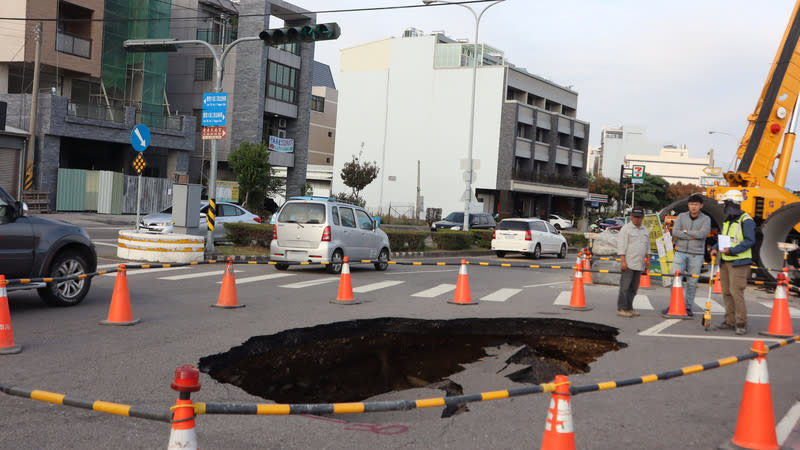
left=199, top=317, right=625, bottom=411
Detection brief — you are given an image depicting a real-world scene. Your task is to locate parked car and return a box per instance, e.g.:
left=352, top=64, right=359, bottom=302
left=491, top=218, right=568, bottom=259
left=269, top=198, right=391, bottom=274
left=0, top=184, right=97, bottom=306
left=598, top=218, right=625, bottom=231
left=431, top=212, right=496, bottom=231
left=139, top=201, right=261, bottom=240
left=547, top=214, right=573, bottom=230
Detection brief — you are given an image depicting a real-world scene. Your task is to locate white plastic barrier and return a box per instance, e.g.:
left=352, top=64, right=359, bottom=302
left=116, top=230, right=204, bottom=263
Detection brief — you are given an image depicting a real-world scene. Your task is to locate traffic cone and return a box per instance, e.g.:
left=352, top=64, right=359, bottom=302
left=100, top=265, right=141, bottom=326
left=759, top=271, right=794, bottom=338
left=639, top=269, right=652, bottom=289
left=449, top=259, right=477, bottom=305
left=564, top=262, right=591, bottom=311
left=331, top=256, right=360, bottom=304
left=581, top=250, right=592, bottom=285
left=713, top=269, right=723, bottom=294
left=541, top=374, right=576, bottom=450
left=168, top=365, right=201, bottom=450
left=725, top=340, right=779, bottom=450
left=0, top=275, right=22, bottom=354
left=212, top=257, right=245, bottom=309
left=663, top=270, right=690, bottom=319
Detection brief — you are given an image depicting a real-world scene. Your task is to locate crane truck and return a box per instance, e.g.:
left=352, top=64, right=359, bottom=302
left=661, top=0, right=800, bottom=283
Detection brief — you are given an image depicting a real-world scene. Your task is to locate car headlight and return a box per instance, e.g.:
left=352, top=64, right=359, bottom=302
left=450, top=226, right=461, bottom=231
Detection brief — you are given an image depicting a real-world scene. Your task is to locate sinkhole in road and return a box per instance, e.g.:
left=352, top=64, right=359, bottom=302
left=199, top=317, right=624, bottom=416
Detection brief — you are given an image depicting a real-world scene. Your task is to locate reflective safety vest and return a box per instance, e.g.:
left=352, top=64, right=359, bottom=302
left=721, top=212, right=752, bottom=262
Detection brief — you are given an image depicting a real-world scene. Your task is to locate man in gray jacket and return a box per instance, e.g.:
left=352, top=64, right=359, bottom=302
left=617, top=206, right=651, bottom=317
left=662, top=194, right=711, bottom=316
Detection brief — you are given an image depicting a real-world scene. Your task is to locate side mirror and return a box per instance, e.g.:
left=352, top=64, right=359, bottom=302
left=14, top=201, right=27, bottom=218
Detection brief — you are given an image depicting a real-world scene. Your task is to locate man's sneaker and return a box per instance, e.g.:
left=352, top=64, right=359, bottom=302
left=616, top=310, right=633, bottom=318
left=735, top=326, right=747, bottom=335
left=661, top=307, right=669, bottom=315
left=685, top=308, right=694, bottom=317
left=716, top=322, right=735, bottom=330
left=628, top=309, right=640, bottom=317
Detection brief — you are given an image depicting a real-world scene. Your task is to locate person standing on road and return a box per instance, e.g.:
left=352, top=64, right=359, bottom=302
left=710, top=190, right=756, bottom=335
left=616, top=206, right=651, bottom=317
left=662, top=194, right=711, bottom=317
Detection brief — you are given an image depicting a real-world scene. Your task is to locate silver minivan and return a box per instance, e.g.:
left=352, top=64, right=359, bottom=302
left=269, top=198, right=391, bottom=274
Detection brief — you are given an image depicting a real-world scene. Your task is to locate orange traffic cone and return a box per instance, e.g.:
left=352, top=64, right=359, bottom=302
left=0, top=275, right=22, bottom=354
left=759, top=271, right=794, bottom=338
left=713, top=269, right=723, bottom=294
left=541, top=374, right=576, bottom=450
left=639, top=270, right=652, bottom=289
left=564, top=262, right=591, bottom=311
left=100, top=265, right=141, bottom=326
left=331, top=256, right=360, bottom=305
left=726, top=340, right=780, bottom=450
left=449, top=259, right=476, bottom=305
left=212, top=257, right=245, bottom=309
left=581, top=250, right=592, bottom=285
left=663, top=270, right=690, bottom=319
left=168, top=365, right=201, bottom=450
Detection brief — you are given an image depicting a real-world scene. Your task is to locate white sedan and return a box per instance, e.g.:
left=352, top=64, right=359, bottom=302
left=139, top=201, right=261, bottom=240
left=491, top=218, right=568, bottom=259
left=548, top=214, right=573, bottom=230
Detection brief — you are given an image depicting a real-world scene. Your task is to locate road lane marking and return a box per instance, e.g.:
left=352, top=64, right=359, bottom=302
left=93, top=242, right=119, bottom=248
left=101, top=266, right=190, bottom=277
left=523, top=281, right=570, bottom=288
left=386, top=269, right=458, bottom=275
left=777, top=401, right=800, bottom=445
left=412, top=284, right=456, bottom=298
left=695, top=298, right=725, bottom=313
left=639, top=317, right=790, bottom=342
left=220, top=273, right=295, bottom=284
left=280, top=278, right=340, bottom=288
left=353, top=280, right=404, bottom=293
left=759, top=301, right=800, bottom=317
left=161, top=270, right=243, bottom=280
left=480, top=288, right=522, bottom=302
left=639, top=319, right=680, bottom=336
left=553, top=291, right=571, bottom=305
left=632, top=294, right=653, bottom=310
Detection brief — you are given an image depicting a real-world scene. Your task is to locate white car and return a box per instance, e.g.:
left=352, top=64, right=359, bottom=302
left=139, top=201, right=261, bottom=240
left=548, top=214, right=573, bottom=230
left=491, top=218, right=568, bottom=259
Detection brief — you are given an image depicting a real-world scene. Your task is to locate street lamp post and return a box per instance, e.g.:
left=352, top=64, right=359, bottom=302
left=123, top=37, right=260, bottom=252
left=422, top=0, right=505, bottom=231
left=708, top=130, right=742, bottom=171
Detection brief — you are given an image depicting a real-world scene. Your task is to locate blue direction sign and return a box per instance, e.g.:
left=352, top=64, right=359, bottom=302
left=202, top=92, right=228, bottom=126
left=130, top=124, right=150, bottom=152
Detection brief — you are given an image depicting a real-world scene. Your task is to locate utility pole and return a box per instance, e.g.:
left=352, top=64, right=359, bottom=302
left=416, top=160, right=421, bottom=221
left=25, top=22, right=42, bottom=191
left=617, top=164, right=625, bottom=214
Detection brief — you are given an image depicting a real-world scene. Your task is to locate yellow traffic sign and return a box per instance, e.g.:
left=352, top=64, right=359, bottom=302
left=133, top=153, right=146, bottom=174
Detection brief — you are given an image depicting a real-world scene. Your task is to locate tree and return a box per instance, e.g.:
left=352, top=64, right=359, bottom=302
left=338, top=151, right=379, bottom=207
left=587, top=173, right=620, bottom=201
left=622, top=172, right=670, bottom=211
left=667, top=182, right=705, bottom=203
left=228, top=141, right=284, bottom=209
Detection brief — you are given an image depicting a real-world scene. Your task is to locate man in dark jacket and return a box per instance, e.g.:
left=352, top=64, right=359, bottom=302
left=710, top=190, right=756, bottom=335
left=663, top=194, right=711, bottom=316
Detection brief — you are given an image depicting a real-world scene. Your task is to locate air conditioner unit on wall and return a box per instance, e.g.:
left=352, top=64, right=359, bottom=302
left=277, top=129, right=287, bottom=138
left=277, top=118, right=287, bottom=129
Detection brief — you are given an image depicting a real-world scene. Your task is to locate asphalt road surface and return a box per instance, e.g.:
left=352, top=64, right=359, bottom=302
left=2, top=214, right=800, bottom=449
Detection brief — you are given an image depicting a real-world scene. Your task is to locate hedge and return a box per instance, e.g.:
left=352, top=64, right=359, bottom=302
left=430, top=230, right=473, bottom=250
left=384, top=230, right=428, bottom=252
left=471, top=229, right=493, bottom=249
left=225, top=222, right=274, bottom=246
left=562, top=232, right=588, bottom=250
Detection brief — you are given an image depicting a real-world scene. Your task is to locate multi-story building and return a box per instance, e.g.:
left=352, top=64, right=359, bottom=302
left=624, top=145, right=715, bottom=185
left=598, top=125, right=660, bottom=180
left=334, top=30, right=590, bottom=219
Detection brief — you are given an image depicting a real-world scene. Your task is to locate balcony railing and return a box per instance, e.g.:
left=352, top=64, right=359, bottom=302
left=511, top=170, right=588, bottom=188
left=56, top=31, right=91, bottom=58
left=67, top=102, right=124, bottom=123
left=136, top=111, right=184, bottom=131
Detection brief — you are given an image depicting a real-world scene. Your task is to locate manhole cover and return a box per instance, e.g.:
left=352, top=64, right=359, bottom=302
left=199, top=317, right=624, bottom=413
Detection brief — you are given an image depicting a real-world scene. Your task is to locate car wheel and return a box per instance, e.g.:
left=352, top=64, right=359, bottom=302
left=495, top=251, right=506, bottom=258
left=37, top=251, right=92, bottom=307
left=327, top=249, right=344, bottom=274
left=374, top=248, right=390, bottom=271
left=533, top=244, right=542, bottom=260
left=554, top=223, right=562, bottom=230
left=558, top=244, right=567, bottom=259
left=275, top=263, right=290, bottom=271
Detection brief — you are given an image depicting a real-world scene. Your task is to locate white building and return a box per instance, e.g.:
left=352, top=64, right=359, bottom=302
left=599, top=125, right=659, bottom=179
left=624, top=145, right=714, bottom=185
left=333, top=30, right=590, bottom=220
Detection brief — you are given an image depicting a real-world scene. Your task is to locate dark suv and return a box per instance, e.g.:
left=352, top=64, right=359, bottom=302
left=0, top=185, right=97, bottom=306
left=431, top=212, right=496, bottom=231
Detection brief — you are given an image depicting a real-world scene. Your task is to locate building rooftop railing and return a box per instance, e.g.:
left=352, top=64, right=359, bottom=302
left=56, top=31, right=91, bottom=59
left=511, top=170, right=588, bottom=188
left=67, top=101, right=124, bottom=123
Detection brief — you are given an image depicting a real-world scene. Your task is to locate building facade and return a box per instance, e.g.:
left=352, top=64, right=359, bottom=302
left=599, top=125, right=659, bottom=180
left=334, top=31, right=589, bottom=219
left=624, top=145, right=714, bottom=185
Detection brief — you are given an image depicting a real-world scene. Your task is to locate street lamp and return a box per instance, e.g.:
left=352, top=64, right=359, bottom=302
left=708, top=130, right=742, bottom=171
left=422, top=0, right=505, bottom=231
left=124, top=36, right=260, bottom=252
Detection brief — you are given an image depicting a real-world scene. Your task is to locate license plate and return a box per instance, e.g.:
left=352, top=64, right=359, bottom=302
left=286, top=250, right=307, bottom=260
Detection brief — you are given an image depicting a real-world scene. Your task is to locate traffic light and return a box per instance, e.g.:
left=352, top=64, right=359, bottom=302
left=259, top=23, right=341, bottom=45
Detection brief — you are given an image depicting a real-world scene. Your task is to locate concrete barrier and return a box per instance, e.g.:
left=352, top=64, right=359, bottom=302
left=116, top=230, right=204, bottom=263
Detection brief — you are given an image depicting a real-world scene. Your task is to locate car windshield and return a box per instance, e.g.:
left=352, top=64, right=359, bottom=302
left=278, top=203, right=327, bottom=224
left=443, top=212, right=464, bottom=222
left=497, top=221, right=529, bottom=231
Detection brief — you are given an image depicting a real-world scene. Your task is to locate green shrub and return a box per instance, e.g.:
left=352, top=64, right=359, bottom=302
left=470, top=229, right=493, bottom=249
left=385, top=230, right=428, bottom=251
left=225, top=222, right=273, bottom=247
left=562, top=232, right=588, bottom=249
left=431, top=230, right=472, bottom=250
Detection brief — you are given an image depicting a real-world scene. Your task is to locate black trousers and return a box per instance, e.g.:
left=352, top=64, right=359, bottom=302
left=617, top=269, right=641, bottom=310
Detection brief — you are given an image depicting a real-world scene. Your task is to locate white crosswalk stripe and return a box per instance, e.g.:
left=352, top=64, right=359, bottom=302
left=554, top=291, right=571, bottom=305
left=695, top=298, right=725, bottom=313
left=480, top=288, right=522, bottom=302
left=759, top=301, right=800, bottom=318
left=353, top=280, right=404, bottom=293
left=218, top=273, right=295, bottom=284
left=159, top=270, right=246, bottom=280
left=412, top=284, right=456, bottom=298
left=102, top=266, right=190, bottom=277
left=632, top=294, right=653, bottom=310
left=280, top=278, right=340, bottom=289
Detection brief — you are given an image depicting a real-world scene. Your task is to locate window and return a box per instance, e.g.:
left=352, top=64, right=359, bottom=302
left=267, top=61, right=298, bottom=104
left=355, top=210, right=373, bottom=230
left=545, top=222, right=557, bottom=234
left=311, top=95, right=325, bottom=112
left=605, top=130, right=623, bottom=139
left=331, top=207, right=340, bottom=226
left=194, top=58, right=213, bottom=81
left=531, top=221, right=548, bottom=232
left=339, top=207, right=356, bottom=228
left=220, top=204, right=243, bottom=217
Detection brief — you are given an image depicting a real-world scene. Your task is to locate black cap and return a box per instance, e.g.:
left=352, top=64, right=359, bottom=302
left=687, top=194, right=704, bottom=204
left=631, top=206, right=645, bottom=217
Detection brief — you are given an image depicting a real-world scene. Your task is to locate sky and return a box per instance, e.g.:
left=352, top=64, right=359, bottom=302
left=281, top=0, right=800, bottom=191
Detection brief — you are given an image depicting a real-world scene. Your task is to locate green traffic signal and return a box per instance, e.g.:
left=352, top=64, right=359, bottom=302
left=259, top=23, right=341, bottom=45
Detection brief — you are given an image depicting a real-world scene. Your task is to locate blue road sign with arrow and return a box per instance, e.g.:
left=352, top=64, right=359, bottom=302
left=131, top=124, right=151, bottom=152
left=202, top=93, right=227, bottom=126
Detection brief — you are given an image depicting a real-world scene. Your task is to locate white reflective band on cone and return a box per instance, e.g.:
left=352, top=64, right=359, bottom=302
left=745, top=358, right=770, bottom=384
